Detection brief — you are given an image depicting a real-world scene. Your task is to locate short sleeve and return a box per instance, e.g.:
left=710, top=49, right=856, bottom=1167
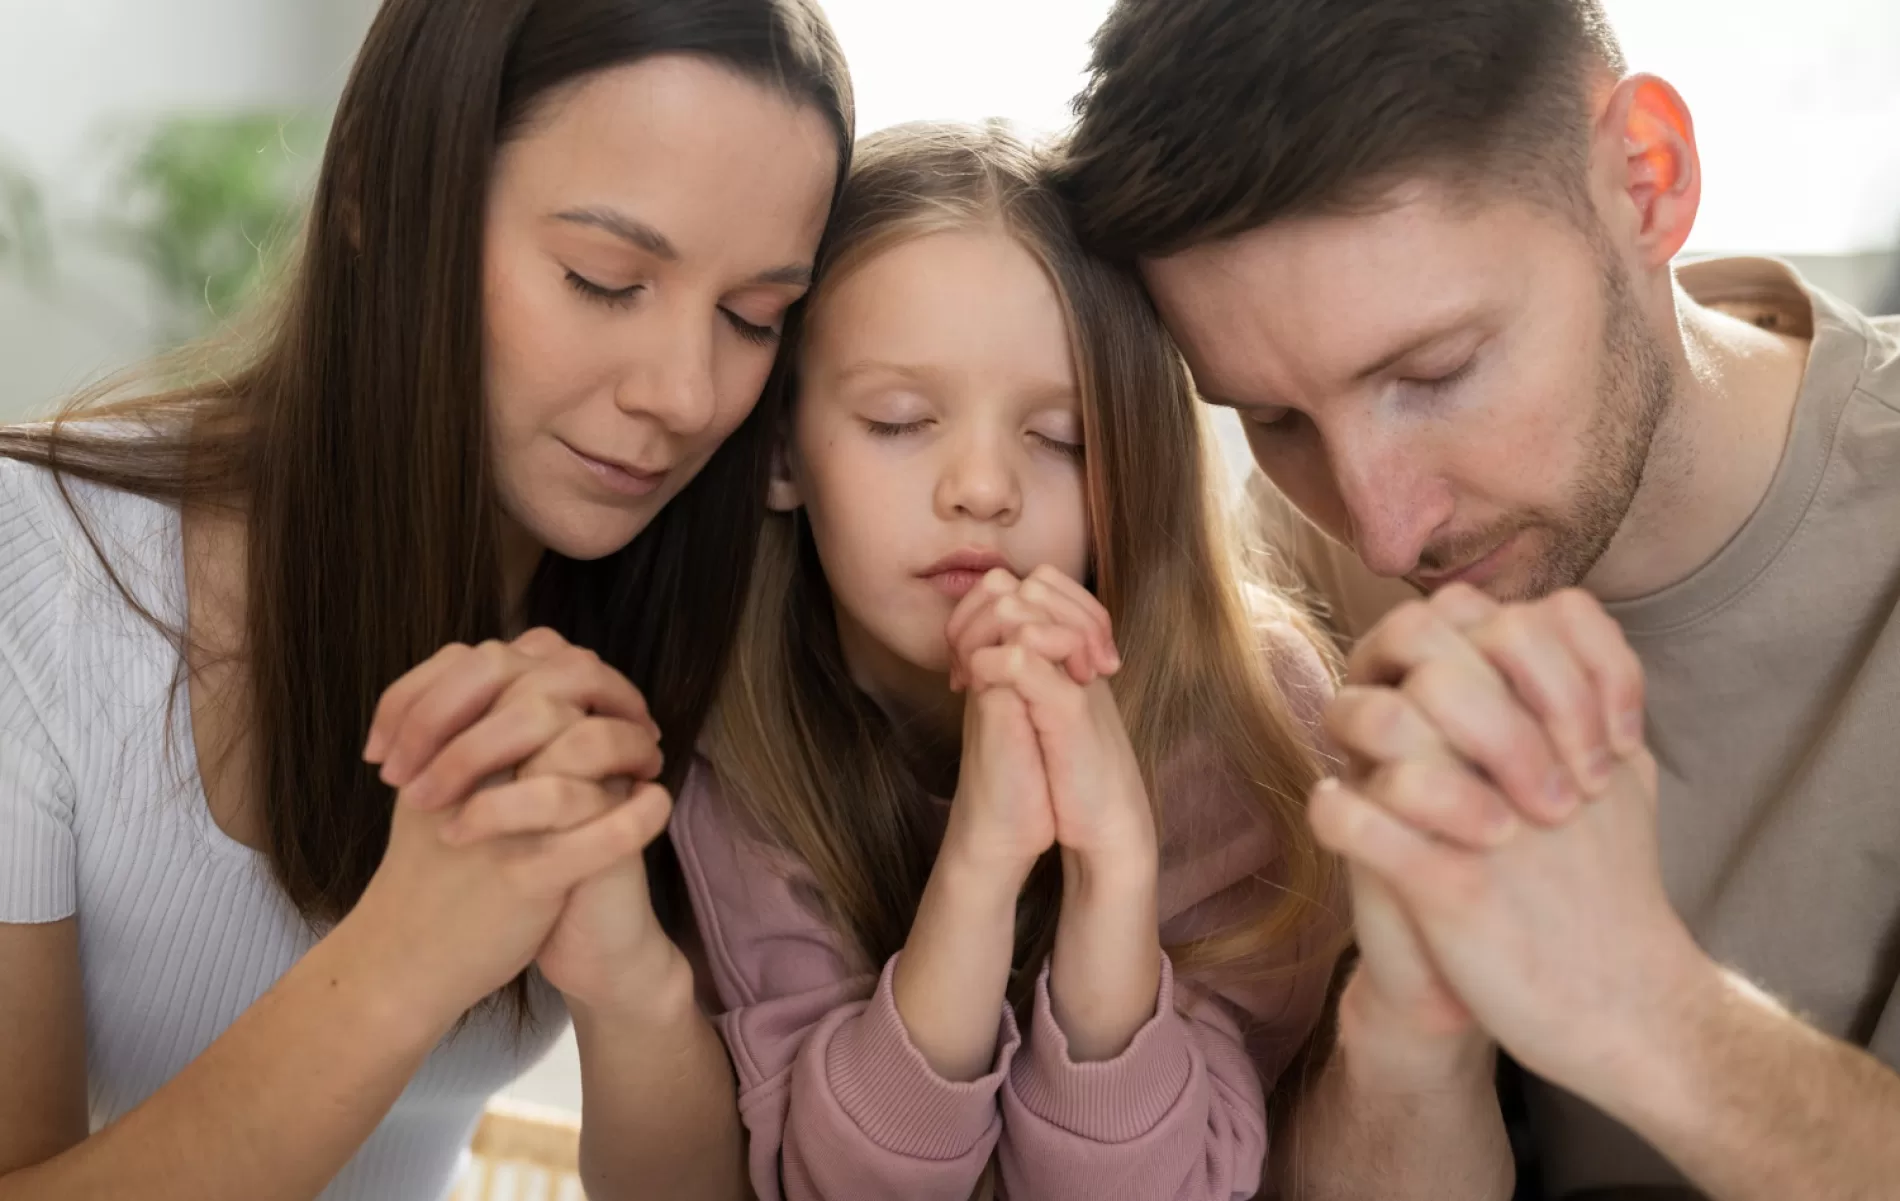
left=0, top=457, right=79, bottom=922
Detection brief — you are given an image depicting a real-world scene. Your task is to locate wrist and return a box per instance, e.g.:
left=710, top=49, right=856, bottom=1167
left=938, top=825, right=1041, bottom=898
left=566, top=941, right=697, bottom=1030
left=321, top=906, right=469, bottom=1051
left=1048, top=847, right=1161, bottom=1062
left=1335, top=966, right=1496, bottom=1097
left=1567, top=941, right=1732, bottom=1133
left=1060, top=841, right=1157, bottom=904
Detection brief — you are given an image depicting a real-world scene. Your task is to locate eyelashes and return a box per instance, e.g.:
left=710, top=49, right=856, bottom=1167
left=863, top=419, right=1084, bottom=460
left=1032, top=432, right=1086, bottom=460
left=564, top=271, right=781, bottom=346
left=565, top=270, right=640, bottom=306
left=864, top=418, right=927, bottom=437
left=1415, top=355, right=1480, bottom=391
left=1246, top=353, right=1483, bottom=433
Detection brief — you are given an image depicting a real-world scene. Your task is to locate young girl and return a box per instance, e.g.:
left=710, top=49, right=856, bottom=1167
left=673, top=122, right=1345, bottom=1201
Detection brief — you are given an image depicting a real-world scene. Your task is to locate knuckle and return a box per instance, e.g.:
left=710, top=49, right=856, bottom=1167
left=556, top=777, right=596, bottom=812
left=455, top=794, right=495, bottom=832
left=1384, top=599, right=1441, bottom=648
left=1383, top=759, right=1440, bottom=809
left=431, top=742, right=476, bottom=783
left=1498, top=719, right=1552, bottom=772
left=1486, top=605, right=1538, bottom=649
left=526, top=693, right=568, bottom=730
left=1359, top=689, right=1411, bottom=746
left=556, top=644, right=597, bottom=672
left=1551, top=587, right=1599, bottom=624
left=577, top=717, right=620, bottom=759
left=1400, top=656, right=1458, bottom=705
left=1428, top=581, right=1479, bottom=613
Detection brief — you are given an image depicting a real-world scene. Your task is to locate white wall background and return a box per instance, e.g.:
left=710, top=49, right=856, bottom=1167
left=1, top=0, right=1895, bottom=1111
left=4, top=0, right=1898, bottom=424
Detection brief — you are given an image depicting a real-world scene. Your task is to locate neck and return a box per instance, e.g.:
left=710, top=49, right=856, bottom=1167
left=497, top=513, right=546, bottom=634
left=1582, top=282, right=1810, bottom=602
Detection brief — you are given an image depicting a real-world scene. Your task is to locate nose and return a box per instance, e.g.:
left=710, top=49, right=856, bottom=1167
left=934, top=427, right=1021, bottom=525
left=615, top=305, right=718, bottom=438
left=1325, top=429, right=1451, bottom=579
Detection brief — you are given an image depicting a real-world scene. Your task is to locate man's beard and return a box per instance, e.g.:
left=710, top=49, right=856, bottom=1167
left=1417, top=252, right=1677, bottom=601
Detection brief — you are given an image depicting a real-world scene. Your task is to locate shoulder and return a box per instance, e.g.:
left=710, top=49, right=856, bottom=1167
left=672, top=758, right=858, bottom=1009
left=1255, top=613, right=1336, bottom=733
left=0, top=456, right=77, bottom=728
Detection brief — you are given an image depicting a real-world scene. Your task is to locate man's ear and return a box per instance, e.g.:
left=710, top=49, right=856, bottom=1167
left=766, top=436, right=802, bottom=512
left=1591, top=73, right=1702, bottom=269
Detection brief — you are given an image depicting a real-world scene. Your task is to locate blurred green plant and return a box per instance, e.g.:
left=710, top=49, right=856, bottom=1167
left=0, top=155, right=52, bottom=287
left=101, top=112, right=326, bottom=341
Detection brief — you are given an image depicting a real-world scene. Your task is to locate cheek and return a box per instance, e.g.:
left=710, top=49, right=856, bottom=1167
left=1032, top=465, right=1093, bottom=579
left=1463, top=368, right=1598, bottom=502
left=797, top=437, right=907, bottom=571
left=484, top=261, right=588, bottom=437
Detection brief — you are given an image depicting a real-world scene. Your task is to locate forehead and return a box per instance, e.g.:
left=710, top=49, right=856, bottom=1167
left=502, top=55, right=837, bottom=252
left=1139, top=185, right=1588, bottom=398
left=805, top=229, right=1076, bottom=384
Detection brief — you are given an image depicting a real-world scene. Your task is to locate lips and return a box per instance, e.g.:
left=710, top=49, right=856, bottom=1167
left=917, top=549, right=1013, bottom=600
left=1411, top=532, right=1517, bottom=592
left=560, top=439, right=667, bottom=499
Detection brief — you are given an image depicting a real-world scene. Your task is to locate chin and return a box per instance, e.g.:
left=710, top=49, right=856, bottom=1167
left=536, top=510, right=654, bottom=563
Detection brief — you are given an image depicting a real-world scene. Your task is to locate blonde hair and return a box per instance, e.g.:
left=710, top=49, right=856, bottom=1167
left=705, top=121, right=1338, bottom=1005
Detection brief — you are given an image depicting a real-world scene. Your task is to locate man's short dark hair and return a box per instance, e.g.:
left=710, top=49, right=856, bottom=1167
left=1054, top=0, right=1627, bottom=261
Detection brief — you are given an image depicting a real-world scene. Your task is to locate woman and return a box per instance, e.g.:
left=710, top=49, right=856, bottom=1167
left=0, top=1, right=850, bottom=1198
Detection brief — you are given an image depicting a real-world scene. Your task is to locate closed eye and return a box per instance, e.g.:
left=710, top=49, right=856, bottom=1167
left=722, top=308, right=780, bottom=347
left=565, top=270, right=641, bottom=306
left=1412, top=355, right=1480, bottom=391
left=1031, top=431, right=1084, bottom=460
left=865, top=418, right=930, bottom=437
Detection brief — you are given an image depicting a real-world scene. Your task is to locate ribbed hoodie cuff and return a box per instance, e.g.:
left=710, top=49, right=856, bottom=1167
left=824, top=953, right=1019, bottom=1159
left=1008, top=953, right=1194, bottom=1141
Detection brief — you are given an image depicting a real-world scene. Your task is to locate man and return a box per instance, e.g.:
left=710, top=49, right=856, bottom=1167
left=1056, top=3, right=1900, bottom=1199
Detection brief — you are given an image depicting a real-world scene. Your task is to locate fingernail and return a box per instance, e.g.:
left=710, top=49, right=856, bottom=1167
left=1545, top=767, right=1577, bottom=815
left=1582, top=747, right=1615, bottom=793
left=1620, top=709, right=1644, bottom=747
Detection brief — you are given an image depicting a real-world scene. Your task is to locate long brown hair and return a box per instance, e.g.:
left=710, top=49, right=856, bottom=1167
left=706, top=122, right=1337, bottom=1009
left=0, top=0, right=853, bottom=1017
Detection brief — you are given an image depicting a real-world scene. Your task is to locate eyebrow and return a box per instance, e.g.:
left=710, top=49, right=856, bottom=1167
left=552, top=206, right=813, bottom=288
left=827, top=360, right=947, bottom=389
left=828, top=360, right=1078, bottom=406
